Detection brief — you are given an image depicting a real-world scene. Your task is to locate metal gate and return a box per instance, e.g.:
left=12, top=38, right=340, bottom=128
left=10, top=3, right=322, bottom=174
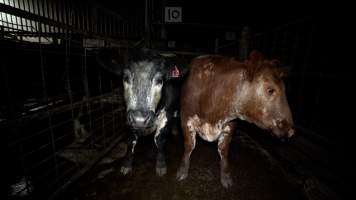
left=1, top=0, right=144, bottom=199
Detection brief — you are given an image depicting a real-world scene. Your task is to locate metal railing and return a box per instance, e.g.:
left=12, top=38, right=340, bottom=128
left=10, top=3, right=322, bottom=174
left=1, top=1, right=137, bottom=199
left=0, top=0, right=143, bottom=39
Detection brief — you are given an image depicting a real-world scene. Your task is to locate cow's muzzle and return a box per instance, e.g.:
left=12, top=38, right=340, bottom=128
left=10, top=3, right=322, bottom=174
left=127, top=110, right=155, bottom=129
left=271, top=118, right=295, bottom=142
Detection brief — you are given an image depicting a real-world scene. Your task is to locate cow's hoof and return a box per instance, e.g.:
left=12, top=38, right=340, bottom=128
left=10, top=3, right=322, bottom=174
left=176, top=166, right=188, bottom=181
left=156, top=167, right=167, bottom=176
left=221, top=173, right=233, bottom=188
left=120, top=166, right=132, bottom=175
left=156, top=157, right=166, bottom=176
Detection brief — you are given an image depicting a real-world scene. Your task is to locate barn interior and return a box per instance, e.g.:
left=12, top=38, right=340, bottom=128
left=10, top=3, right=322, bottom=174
left=1, top=1, right=353, bottom=200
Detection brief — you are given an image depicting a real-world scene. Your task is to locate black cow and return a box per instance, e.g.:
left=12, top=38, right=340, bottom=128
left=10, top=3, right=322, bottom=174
left=97, top=48, right=187, bottom=176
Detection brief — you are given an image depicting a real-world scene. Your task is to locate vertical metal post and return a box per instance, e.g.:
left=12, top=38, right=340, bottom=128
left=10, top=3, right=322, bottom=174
left=85, top=4, right=88, bottom=33
left=98, top=9, right=101, bottom=34
left=92, top=5, right=96, bottom=34
left=160, top=0, right=167, bottom=46
left=14, top=8, right=19, bottom=30
left=239, top=26, right=250, bottom=60
left=65, top=29, right=75, bottom=134
left=83, top=48, right=93, bottom=148
left=110, top=80, right=116, bottom=133
left=109, top=15, right=112, bottom=36
left=298, top=24, right=313, bottom=126
left=4, top=10, right=10, bottom=30
left=1, top=44, right=27, bottom=187
left=104, top=14, right=107, bottom=36
left=83, top=6, right=87, bottom=32
left=63, top=0, right=67, bottom=29
left=0, top=23, right=3, bottom=38
left=112, top=16, right=115, bottom=36
left=38, top=22, right=59, bottom=179
left=50, top=0, right=55, bottom=32
left=282, top=28, right=289, bottom=63
left=291, top=24, right=301, bottom=121
left=144, top=0, right=151, bottom=48
left=98, top=69, right=106, bottom=148
left=271, top=31, right=278, bottom=56
left=18, top=9, right=23, bottom=33
left=42, top=0, right=48, bottom=33
left=214, top=38, right=219, bottom=54
left=263, top=33, right=269, bottom=56
left=30, top=0, right=35, bottom=31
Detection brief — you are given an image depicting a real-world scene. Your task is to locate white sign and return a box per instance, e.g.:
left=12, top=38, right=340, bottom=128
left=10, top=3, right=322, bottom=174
left=165, top=7, right=182, bottom=23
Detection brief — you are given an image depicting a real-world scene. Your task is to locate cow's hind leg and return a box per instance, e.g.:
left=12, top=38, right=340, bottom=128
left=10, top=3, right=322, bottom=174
left=176, top=124, right=196, bottom=181
left=120, top=134, right=138, bottom=175
left=218, top=130, right=233, bottom=188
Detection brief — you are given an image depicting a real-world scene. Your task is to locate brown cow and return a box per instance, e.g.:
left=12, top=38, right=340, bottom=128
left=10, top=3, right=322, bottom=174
left=176, top=51, right=294, bottom=188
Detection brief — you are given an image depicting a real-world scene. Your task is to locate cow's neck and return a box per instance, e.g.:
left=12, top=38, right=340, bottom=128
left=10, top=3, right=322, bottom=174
left=230, top=81, right=254, bottom=123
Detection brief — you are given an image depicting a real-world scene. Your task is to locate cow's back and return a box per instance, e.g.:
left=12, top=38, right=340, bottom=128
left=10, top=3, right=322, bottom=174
left=180, top=55, right=245, bottom=124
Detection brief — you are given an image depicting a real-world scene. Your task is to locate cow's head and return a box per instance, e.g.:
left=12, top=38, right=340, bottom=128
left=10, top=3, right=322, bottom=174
left=97, top=48, right=187, bottom=130
left=241, top=51, right=294, bottom=140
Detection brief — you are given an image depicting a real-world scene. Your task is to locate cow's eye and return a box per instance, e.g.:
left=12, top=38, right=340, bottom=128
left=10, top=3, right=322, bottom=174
left=267, top=88, right=275, bottom=96
left=123, top=74, right=130, bottom=83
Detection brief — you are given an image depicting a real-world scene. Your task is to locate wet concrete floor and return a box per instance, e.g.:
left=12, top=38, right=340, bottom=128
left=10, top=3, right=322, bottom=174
left=62, top=132, right=305, bottom=200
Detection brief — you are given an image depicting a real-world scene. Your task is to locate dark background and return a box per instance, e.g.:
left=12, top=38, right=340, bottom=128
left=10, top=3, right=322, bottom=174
left=1, top=0, right=354, bottom=199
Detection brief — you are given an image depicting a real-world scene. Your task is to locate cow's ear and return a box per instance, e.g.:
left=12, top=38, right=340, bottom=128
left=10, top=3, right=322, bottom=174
left=96, top=48, right=125, bottom=76
left=270, top=59, right=281, bottom=67
left=270, top=60, right=289, bottom=78
left=162, top=55, right=189, bottom=80
left=276, top=67, right=289, bottom=78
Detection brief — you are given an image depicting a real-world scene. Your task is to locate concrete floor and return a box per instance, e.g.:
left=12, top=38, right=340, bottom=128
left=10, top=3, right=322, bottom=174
left=62, top=131, right=305, bottom=200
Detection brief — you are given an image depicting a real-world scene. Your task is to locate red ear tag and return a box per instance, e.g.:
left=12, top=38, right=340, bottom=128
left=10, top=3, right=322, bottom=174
left=172, top=65, right=180, bottom=78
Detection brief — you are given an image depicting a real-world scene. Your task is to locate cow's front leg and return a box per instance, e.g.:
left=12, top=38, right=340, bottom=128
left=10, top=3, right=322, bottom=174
left=176, top=124, right=196, bottom=181
left=218, top=127, right=233, bottom=188
left=154, top=127, right=167, bottom=176
left=120, top=134, right=138, bottom=175
left=154, top=110, right=169, bottom=176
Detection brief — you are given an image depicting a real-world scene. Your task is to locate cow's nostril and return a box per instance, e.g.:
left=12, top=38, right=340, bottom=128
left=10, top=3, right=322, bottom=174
left=277, top=119, right=288, bottom=129
left=288, top=129, right=295, bottom=138
left=276, top=119, right=282, bottom=128
left=142, top=111, right=154, bottom=124
left=280, top=135, right=291, bottom=143
left=144, top=114, right=151, bottom=123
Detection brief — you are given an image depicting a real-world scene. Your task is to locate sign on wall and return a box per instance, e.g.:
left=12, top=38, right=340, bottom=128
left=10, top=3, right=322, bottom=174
left=165, top=7, right=182, bottom=23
